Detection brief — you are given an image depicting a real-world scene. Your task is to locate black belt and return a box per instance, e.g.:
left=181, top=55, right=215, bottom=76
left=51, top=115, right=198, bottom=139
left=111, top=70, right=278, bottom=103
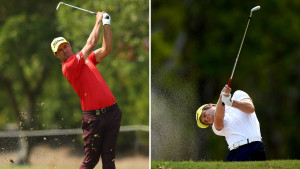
left=83, top=103, right=117, bottom=115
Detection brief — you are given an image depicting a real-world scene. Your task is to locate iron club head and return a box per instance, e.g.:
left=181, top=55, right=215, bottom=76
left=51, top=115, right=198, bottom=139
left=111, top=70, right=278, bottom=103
left=55, top=2, right=97, bottom=15
left=250, top=6, right=261, bottom=17
left=251, top=6, right=261, bottom=12
left=56, top=2, right=63, bottom=10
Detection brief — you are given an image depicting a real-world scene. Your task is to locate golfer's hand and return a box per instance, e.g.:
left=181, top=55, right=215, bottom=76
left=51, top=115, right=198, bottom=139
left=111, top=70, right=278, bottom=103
left=102, top=12, right=111, bottom=25
left=222, top=85, right=231, bottom=96
left=221, top=92, right=233, bottom=106
left=96, top=11, right=104, bottom=23
left=221, top=85, right=232, bottom=106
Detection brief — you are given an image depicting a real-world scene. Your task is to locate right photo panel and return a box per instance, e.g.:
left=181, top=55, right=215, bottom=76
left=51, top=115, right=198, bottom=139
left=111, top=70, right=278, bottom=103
left=151, top=0, right=300, bottom=168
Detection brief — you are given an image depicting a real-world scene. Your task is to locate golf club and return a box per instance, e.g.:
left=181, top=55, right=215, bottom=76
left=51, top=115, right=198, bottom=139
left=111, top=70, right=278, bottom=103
left=56, top=2, right=109, bottom=19
left=227, top=6, right=260, bottom=87
left=222, top=6, right=260, bottom=106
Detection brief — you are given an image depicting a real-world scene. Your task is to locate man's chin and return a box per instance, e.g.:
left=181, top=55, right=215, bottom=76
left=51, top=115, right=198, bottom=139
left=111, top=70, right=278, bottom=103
left=65, top=55, right=72, bottom=59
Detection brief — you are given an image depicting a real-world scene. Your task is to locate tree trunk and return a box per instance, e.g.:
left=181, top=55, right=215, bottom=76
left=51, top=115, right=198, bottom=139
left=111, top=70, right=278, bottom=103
left=16, top=137, right=32, bottom=165
left=5, top=80, right=35, bottom=165
left=15, top=96, right=36, bottom=165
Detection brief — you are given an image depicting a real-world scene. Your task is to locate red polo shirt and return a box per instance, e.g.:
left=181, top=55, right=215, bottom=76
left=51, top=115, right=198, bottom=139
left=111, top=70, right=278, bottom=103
left=62, top=51, right=116, bottom=111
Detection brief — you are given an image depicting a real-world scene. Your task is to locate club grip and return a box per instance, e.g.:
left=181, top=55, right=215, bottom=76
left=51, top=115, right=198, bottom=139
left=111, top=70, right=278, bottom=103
left=222, top=78, right=232, bottom=106
left=228, top=78, right=232, bottom=87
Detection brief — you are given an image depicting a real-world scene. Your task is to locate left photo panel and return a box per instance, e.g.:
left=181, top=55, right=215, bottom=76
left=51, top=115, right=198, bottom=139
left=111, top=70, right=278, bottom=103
left=0, top=0, right=149, bottom=169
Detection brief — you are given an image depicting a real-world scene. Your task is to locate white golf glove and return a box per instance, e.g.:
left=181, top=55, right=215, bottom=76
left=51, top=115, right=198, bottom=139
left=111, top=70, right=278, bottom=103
left=102, top=13, right=111, bottom=26
left=221, top=92, right=233, bottom=106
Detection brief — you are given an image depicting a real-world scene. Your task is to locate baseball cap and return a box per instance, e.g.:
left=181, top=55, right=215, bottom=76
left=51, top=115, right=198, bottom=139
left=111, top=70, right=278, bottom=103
left=51, top=37, right=69, bottom=53
left=196, top=104, right=209, bottom=128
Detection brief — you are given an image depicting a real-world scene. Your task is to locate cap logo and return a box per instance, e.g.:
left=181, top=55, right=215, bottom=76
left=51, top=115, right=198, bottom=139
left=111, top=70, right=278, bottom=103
left=53, top=39, right=64, bottom=47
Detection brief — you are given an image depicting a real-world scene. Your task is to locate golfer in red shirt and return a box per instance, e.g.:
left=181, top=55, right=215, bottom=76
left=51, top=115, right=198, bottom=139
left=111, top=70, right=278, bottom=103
left=51, top=11, right=122, bottom=169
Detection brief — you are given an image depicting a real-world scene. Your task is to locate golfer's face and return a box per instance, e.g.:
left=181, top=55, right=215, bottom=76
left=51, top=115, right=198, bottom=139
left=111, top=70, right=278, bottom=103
left=200, top=108, right=214, bottom=125
left=56, top=43, right=72, bottom=59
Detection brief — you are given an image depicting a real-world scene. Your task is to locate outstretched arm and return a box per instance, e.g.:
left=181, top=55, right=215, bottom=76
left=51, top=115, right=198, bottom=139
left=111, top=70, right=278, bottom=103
left=82, top=11, right=103, bottom=60
left=214, top=85, right=231, bottom=130
left=94, top=24, right=112, bottom=63
left=214, top=94, right=225, bottom=131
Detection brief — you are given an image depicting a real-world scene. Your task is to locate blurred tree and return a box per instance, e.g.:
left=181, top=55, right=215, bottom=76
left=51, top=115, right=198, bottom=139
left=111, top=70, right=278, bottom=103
left=0, top=0, right=59, bottom=163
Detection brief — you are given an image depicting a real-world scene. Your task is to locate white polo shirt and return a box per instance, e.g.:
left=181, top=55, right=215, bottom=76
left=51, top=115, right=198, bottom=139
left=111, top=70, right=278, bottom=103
left=212, top=90, right=262, bottom=149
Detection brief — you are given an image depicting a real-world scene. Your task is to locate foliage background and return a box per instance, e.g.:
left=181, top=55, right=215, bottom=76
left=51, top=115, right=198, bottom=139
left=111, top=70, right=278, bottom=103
left=151, top=0, right=300, bottom=161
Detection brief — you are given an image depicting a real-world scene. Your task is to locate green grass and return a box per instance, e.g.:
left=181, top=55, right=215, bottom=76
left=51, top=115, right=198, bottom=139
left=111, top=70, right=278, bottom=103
left=152, top=160, right=300, bottom=169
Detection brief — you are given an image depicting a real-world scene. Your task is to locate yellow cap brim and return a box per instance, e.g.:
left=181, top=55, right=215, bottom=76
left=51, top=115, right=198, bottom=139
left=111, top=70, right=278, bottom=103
left=196, top=104, right=209, bottom=128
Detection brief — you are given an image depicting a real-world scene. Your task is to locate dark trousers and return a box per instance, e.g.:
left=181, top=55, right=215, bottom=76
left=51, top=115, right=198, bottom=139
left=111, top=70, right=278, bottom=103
left=226, top=141, right=266, bottom=161
left=79, top=105, right=122, bottom=169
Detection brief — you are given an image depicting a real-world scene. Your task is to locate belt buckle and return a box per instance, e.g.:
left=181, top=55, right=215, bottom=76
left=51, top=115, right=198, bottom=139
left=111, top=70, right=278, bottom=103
left=100, top=108, right=106, bottom=114
left=95, top=109, right=101, bottom=115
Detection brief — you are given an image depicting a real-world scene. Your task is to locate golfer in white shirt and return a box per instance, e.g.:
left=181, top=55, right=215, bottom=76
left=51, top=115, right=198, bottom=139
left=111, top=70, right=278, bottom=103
left=196, top=84, right=266, bottom=161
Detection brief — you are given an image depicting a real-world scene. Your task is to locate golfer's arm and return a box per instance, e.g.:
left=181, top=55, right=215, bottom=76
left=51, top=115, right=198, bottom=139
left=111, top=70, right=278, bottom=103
left=214, top=95, right=225, bottom=131
left=82, top=19, right=102, bottom=60
left=94, top=25, right=112, bottom=62
left=232, top=98, right=255, bottom=114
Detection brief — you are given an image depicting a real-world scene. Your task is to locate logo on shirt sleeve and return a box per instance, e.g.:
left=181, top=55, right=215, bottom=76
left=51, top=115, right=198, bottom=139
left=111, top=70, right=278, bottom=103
left=76, top=54, right=80, bottom=60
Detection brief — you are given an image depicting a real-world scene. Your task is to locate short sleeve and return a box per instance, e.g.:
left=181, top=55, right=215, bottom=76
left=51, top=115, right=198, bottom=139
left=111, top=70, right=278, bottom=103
left=232, top=90, right=251, bottom=101
left=212, top=117, right=229, bottom=136
left=87, top=52, right=98, bottom=65
left=212, top=123, right=224, bottom=136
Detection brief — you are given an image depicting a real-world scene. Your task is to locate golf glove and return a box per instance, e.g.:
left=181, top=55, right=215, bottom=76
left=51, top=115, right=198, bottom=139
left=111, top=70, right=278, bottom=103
left=102, top=13, right=111, bottom=26
left=221, top=92, right=233, bottom=106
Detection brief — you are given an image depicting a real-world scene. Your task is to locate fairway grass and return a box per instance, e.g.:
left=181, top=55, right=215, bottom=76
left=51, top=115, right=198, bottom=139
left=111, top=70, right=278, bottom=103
left=152, top=160, right=300, bottom=169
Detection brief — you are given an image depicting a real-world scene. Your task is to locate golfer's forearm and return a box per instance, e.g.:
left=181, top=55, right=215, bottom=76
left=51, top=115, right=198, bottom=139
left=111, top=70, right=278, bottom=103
left=216, top=97, right=225, bottom=119
left=214, top=96, right=225, bottom=130
left=232, top=100, right=255, bottom=113
left=102, top=25, right=112, bottom=55
left=86, top=21, right=102, bottom=52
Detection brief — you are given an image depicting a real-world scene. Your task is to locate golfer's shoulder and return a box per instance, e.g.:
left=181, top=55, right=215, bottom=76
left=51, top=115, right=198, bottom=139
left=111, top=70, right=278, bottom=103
left=233, top=90, right=250, bottom=100
left=234, top=90, right=247, bottom=95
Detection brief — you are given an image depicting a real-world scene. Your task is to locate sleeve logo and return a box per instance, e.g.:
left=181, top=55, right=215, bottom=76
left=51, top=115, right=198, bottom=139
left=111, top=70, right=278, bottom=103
left=76, top=54, right=80, bottom=60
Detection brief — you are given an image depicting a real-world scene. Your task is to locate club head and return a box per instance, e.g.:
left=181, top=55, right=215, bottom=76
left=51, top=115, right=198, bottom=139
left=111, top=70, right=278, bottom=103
left=56, top=2, right=63, bottom=10
left=249, top=6, right=260, bottom=17
left=251, top=6, right=261, bottom=12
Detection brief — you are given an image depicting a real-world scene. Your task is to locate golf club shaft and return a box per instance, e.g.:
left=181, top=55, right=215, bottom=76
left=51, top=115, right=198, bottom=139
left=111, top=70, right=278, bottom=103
left=228, top=15, right=252, bottom=87
left=222, top=6, right=260, bottom=106
left=58, top=2, right=97, bottom=15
